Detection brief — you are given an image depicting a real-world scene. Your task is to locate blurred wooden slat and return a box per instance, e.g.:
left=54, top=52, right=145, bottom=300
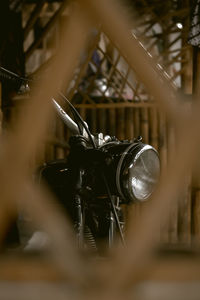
left=178, top=176, right=192, bottom=244
left=1, top=0, right=197, bottom=295
left=167, top=125, right=178, bottom=244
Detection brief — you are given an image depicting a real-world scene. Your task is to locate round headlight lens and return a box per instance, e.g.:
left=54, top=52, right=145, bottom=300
left=128, top=148, right=160, bottom=200
left=117, top=144, right=160, bottom=202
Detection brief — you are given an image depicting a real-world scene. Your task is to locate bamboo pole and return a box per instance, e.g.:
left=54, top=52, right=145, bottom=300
left=108, top=107, right=116, bottom=136
left=74, top=102, right=156, bottom=108
left=181, top=0, right=193, bottom=95
left=25, top=1, right=69, bottom=60
left=158, top=111, right=167, bottom=169
left=168, top=199, right=178, bottom=244
left=116, top=108, right=125, bottom=140
left=175, top=0, right=192, bottom=245
left=133, top=107, right=140, bottom=138
left=178, top=176, right=191, bottom=245
left=141, top=107, right=149, bottom=144
left=167, top=124, right=178, bottom=244
left=98, top=108, right=106, bottom=134
left=149, top=106, right=158, bottom=150
left=79, top=107, right=86, bottom=121
left=157, top=112, right=169, bottom=243
left=191, top=45, right=200, bottom=244
left=90, top=108, right=97, bottom=133
left=125, top=107, right=134, bottom=140
left=158, top=111, right=168, bottom=243
left=23, top=0, right=46, bottom=39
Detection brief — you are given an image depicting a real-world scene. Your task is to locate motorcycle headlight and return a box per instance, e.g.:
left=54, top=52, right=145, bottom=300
left=116, top=143, right=160, bottom=202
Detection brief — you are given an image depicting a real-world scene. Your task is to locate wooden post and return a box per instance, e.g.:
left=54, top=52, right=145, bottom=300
left=141, top=107, right=149, bottom=144
left=79, top=107, right=86, bottom=121
left=149, top=106, right=158, bottom=150
left=158, top=111, right=167, bottom=169
left=181, top=0, right=193, bottom=95
left=98, top=108, right=107, bottom=134
left=158, top=110, right=169, bottom=243
left=191, top=47, right=200, bottom=244
left=167, top=124, right=178, bottom=244
left=116, top=108, right=125, bottom=140
left=174, top=0, right=192, bottom=246
left=23, top=0, right=46, bottom=39
left=91, top=108, right=97, bottom=133
left=108, top=108, right=116, bottom=136
left=125, top=107, right=134, bottom=140
left=133, top=107, right=140, bottom=138
left=25, top=1, right=69, bottom=60
left=178, top=175, right=191, bottom=245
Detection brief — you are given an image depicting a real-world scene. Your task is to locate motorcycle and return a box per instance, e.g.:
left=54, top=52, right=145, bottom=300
left=38, top=94, right=160, bottom=255
left=0, top=67, right=160, bottom=254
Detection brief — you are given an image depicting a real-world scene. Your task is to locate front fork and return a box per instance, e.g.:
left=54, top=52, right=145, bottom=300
left=109, top=211, right=115, bottom=247
left=108, top=196, right=122, bottom=248
left=73, top=169, right=85, bottom=249
left=74, top=194, right=84, bottom=248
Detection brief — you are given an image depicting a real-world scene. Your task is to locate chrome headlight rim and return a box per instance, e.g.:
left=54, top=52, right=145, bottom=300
left=116, top=143, right=160, bottom=203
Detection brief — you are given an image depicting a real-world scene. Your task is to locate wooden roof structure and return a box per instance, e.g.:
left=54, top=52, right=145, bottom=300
left=20, top=0, right=192, bottom=103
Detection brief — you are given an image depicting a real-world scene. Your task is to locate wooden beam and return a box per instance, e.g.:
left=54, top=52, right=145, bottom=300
left=1, top=253, right=200, bottom=282
left=74, top=102, right=157, bottom=109
left=25, top=1, right=69, bottom=60
left=24, top=0, right=46, bottom=39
